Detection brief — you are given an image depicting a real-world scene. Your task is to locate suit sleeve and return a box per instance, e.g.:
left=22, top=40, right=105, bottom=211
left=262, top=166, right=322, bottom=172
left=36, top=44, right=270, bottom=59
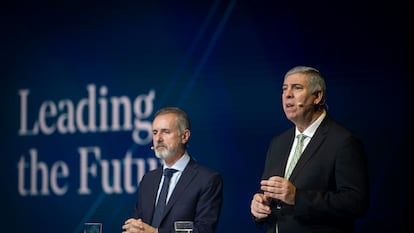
left=194, top=172, right=223, bottom=233
left=294, top=134, right=370, bottom=220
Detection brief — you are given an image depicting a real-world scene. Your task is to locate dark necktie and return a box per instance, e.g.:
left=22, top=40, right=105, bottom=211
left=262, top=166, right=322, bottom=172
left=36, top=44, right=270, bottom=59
left=151, top=168, right=178, bottom=227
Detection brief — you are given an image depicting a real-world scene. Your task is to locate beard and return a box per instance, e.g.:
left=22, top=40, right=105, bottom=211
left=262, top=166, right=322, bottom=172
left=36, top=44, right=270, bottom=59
left=154, top=144, right=181, bottom=160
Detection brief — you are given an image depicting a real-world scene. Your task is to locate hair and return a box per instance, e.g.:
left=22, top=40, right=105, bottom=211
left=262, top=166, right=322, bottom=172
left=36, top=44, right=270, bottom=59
left=285, top=66, right=327, bottom=110
left=154, top=107, right=191, bottom=134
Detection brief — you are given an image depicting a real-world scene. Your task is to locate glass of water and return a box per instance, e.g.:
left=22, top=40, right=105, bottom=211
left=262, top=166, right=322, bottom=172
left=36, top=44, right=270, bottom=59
left=174, top=221, right=193, bottom=233
left=83, top=222, right=102, bottom=233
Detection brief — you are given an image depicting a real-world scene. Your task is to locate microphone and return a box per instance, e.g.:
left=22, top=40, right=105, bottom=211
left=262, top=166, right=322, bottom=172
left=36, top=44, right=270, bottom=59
left=297, top=102, right=304, bottom=107
left=151, top=146, right=154, bottom=150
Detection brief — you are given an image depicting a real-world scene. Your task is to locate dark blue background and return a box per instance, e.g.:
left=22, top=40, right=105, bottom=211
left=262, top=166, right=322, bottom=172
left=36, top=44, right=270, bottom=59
left=1, top=1, right=408, bottom=233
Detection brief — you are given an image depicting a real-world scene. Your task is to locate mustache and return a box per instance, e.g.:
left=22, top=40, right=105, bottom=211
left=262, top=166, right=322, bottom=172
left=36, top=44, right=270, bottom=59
left=154, top=144, right=168, bottom=150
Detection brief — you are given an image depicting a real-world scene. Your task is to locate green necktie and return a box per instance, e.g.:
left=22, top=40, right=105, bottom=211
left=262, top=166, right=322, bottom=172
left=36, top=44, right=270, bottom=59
left=285, top=134, right=305, bottom=179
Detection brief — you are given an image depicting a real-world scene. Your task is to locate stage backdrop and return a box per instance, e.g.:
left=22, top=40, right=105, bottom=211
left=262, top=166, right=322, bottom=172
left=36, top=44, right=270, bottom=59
left=1, top=1, right=408, bottom=233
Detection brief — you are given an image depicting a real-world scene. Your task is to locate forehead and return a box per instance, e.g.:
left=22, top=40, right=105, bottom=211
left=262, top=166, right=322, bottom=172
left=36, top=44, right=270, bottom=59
left=283, top=73, right=308, bottom=85
left=152, top=113, right=177, bottom=129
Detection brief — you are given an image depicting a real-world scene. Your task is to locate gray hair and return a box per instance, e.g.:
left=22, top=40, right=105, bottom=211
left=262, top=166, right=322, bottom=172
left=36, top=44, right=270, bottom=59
left=154, top=107, right=191, bottom=134
left=285, top=66, right=327, bottom=109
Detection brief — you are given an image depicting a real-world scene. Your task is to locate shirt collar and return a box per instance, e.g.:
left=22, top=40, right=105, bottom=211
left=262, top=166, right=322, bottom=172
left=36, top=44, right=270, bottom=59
left=163, top=151, right=190, bottom=172
left=296, top=110, right=327, bottom=139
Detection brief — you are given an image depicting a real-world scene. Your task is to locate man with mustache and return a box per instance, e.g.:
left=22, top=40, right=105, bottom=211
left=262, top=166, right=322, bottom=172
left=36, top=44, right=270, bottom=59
left=122, top=107, right=223, bottom=233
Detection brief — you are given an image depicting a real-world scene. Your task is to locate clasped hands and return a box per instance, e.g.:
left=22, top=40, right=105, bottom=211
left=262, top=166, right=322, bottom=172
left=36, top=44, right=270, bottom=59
left=250, top=176, right=296, bottom=219
left=122, top=218, right=158, bottom=233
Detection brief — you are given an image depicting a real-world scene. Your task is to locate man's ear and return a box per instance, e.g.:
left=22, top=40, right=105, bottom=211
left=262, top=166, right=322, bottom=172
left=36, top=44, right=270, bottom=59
left=182, top=129, right=190, bottom=144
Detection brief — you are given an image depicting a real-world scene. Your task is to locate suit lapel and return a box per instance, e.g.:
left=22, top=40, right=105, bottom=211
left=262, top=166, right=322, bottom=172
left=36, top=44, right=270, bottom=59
left=278, top=130, right=295, bottom=177
left=150, top=168, right=163, bottom=217
left=265, top=129, right=295, bottom=179
left=161, top=159, right=197, bottom=216
left=289, top=117, right=330, bottom=181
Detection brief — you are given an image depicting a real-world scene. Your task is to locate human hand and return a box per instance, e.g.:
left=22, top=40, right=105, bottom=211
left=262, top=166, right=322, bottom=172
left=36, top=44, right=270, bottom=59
left=122, top=218, right=157, bottom=233
left=250, top=193, right=272, bottom=219
left=260, top=176, right=296, bottom=205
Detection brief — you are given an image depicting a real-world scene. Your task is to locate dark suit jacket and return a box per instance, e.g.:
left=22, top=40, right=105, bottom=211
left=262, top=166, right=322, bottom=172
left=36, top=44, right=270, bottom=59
left=255, top=115, right=369, bottom=233
left=132, top=158, right=223, bottom=233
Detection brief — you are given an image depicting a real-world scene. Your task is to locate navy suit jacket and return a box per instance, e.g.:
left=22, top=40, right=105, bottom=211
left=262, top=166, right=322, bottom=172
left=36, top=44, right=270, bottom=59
left=256, top=115, right=369, bottom=233
left=132, top=158, right=223, bottom=233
